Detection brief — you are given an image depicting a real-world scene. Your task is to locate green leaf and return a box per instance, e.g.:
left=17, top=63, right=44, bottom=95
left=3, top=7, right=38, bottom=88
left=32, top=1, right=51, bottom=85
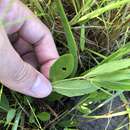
left=37, top=112, right=50, bottom=122
left=5, top=109, right=16, bottom=125
left=95, top=80, right=130, bottom=90
left=81, top=42, right=130, bottom=76
left=50, top=54, right=74, bottom=81
left=102, top=42, right=130, bottom=63
left=56, top=0, right=78, bottom=75
left=80, top=24, right=86, bottom=51
left=29, top=109, right=35, bottom=124
left=0, top=93, right=9, bottom=111
left=86, top=59, right=130, bottom=77
left=53, top=80, right=97, bottom=97
left=12, top=111, right=21, bottom=130
left=71, top=0, right=130, bottom=25
left=93, top=69, right=130, bottom=82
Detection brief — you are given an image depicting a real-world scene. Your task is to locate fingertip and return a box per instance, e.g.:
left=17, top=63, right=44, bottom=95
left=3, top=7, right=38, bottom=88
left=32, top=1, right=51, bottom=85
left=30, top=74, right=52, bottom=98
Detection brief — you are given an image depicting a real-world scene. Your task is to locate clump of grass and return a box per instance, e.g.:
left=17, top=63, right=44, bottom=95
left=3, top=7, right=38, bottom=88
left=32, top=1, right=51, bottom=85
left=0, top=0, right=130, bottom=129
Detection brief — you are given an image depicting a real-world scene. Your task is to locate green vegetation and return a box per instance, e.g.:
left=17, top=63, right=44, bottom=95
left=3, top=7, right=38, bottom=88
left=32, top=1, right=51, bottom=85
left=0, top=0, right=130, bottom=129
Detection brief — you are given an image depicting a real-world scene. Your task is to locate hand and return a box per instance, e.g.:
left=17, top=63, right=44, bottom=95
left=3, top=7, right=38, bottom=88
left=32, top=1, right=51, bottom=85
left=0, top=0, right=59, bottom=98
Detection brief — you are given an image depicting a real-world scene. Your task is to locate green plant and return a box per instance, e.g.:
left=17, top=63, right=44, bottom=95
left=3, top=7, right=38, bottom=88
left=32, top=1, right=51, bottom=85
left=0, top=0, right=130, bottom=129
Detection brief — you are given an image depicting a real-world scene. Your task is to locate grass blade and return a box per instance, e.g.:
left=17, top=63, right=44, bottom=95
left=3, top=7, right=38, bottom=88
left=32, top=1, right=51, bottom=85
left=80, top=24, right=86, bottom=51
left=71, top=0, right=130, bottom=25
left=12, top=111, right=21, bottom=130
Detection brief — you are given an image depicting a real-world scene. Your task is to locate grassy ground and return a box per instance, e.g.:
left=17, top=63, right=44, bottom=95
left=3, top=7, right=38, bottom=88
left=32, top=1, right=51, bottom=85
left=0, top=0, right=130, bottom=129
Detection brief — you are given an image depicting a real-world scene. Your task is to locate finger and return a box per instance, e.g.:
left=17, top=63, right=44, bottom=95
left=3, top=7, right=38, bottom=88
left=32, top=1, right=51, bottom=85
left=14, top=38, right=33, bottom=56
left=1, top=0, right=59, bottom=77
left=0, top=27, right=52, bottom=98
left=14, top=38, right=38, bottom=68
left=22, top=52, right=39, bottom=69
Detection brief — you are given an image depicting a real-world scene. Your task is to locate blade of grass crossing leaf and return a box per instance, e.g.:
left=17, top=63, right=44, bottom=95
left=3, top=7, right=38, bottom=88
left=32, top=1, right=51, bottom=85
left=72, top=0, right=130, bottom=25
left=56, top=0, right=78, bottom=75
left=12, top=111, right=21, bottom=130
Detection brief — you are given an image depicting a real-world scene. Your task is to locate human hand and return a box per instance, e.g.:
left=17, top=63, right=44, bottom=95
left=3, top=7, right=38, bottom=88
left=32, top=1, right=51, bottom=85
left=0, top=0, right=59, bottom=98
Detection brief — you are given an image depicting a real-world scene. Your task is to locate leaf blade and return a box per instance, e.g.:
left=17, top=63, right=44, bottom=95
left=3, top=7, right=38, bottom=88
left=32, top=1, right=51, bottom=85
left=50, top=54, right=74, bottom=81
left=53, top=80, right=97, bottom=97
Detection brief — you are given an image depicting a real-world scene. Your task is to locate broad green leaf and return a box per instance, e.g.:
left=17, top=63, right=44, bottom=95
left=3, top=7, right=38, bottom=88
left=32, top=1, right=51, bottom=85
left=5, top=109, right=16, bottom=125
left=56, top=0, right=78, bottom=75
left=50, top=54, right=74, bottom=81
left=53, top=80, right=97, bottom=97
left=37, top=112, right=50, bottom=122
left=0, top=93, right=9, bottom=111
left=86, top=59, right=130, bottom=77
left=93, top=69, right=130, bottom=82
left=95, top=80, right=130, bottom=90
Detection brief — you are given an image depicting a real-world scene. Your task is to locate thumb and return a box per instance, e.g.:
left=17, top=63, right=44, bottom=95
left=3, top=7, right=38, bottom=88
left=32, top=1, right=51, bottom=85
left=0, top=27, right=52, bottom=98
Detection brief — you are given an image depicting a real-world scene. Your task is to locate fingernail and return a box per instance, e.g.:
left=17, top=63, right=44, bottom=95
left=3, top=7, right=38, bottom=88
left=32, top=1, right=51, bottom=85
left=31, top=75, right=52, bottom=98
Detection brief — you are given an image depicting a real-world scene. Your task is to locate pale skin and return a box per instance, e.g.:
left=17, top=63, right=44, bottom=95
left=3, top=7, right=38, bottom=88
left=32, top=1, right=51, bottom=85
left=0, top=0, right=59, bottom=98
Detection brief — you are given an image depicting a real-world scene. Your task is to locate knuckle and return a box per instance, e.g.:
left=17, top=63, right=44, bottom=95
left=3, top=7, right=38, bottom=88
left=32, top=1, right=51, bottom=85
left=12, top=62, right=31, bottom=82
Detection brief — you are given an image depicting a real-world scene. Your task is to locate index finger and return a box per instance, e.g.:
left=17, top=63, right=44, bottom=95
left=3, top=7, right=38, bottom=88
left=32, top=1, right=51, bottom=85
left=12, top=0, right=59, bottom=77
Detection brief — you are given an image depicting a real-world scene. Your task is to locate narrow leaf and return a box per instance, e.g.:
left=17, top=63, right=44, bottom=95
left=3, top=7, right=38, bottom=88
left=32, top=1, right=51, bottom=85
left=80, top=24, right=86, bottom=51
left=0, top=93, right=9, bottom=111
left=56, top=0, right=78, bottom=75
left=12, top=111, right=21, bottom=130
left=95, top=80, right=130, bottom=90
left=86, top=59, right=130, bottom=77
left=93, top=69, right=130, bottom=82
left=72, top=0, right=130, bottom=25
left=102, top=42, right=130, bottom=63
